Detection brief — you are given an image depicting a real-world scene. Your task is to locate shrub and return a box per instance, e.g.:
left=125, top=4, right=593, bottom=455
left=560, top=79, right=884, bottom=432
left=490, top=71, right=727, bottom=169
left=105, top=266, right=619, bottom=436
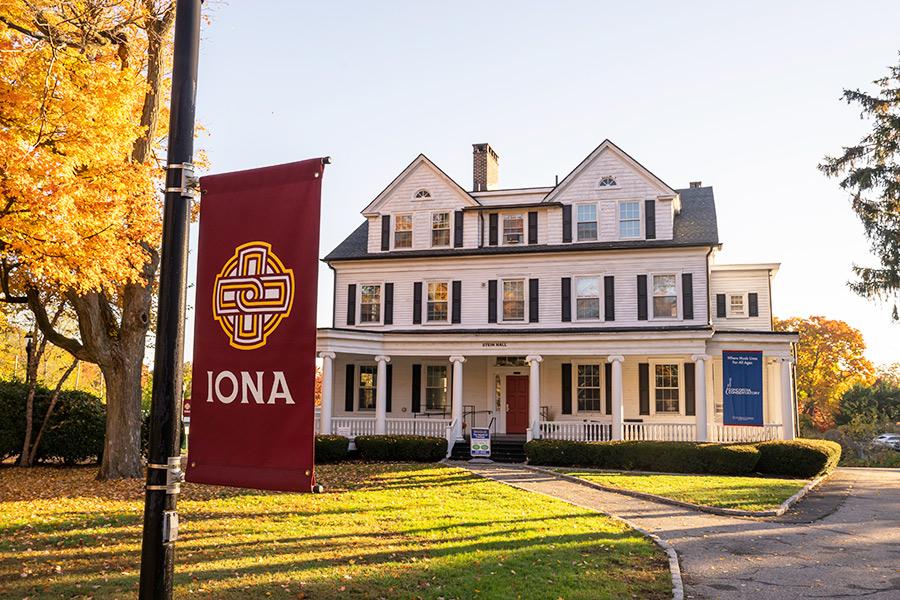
left=699, top=444, right=760, bottom=475
left=755, top=439, right=842, bottom=478
left=354, top=435, right=447, bottom=462
left=315, top=435, right=349, bottom=463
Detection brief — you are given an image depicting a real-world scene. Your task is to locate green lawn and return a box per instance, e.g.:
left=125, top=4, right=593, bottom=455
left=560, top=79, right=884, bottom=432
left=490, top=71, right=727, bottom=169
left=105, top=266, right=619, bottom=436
left=561, top=470, right=809, bottom=511
left=0, top=464, right=669, bottom=599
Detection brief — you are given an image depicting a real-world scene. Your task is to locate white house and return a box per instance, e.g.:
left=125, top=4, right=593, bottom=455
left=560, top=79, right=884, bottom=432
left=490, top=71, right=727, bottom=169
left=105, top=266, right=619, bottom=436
left=316, top=140, right=799, bottom=454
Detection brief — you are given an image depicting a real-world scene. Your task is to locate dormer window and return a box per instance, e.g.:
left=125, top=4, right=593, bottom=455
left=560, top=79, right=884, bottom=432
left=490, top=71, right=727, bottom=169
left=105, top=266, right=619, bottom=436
left=502, top=214, right=524, bottom=245
left=414, top=189, right=432, bottom=200
left=598, top=176, right=617, bottom=188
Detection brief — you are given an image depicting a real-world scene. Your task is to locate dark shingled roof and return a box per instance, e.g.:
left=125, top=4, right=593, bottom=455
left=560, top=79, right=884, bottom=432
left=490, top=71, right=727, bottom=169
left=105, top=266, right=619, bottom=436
left=323, top=186, right=719, bottom=262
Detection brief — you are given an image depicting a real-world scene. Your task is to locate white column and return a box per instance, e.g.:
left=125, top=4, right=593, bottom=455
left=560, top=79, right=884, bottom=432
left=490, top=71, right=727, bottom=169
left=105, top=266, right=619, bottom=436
left=318, top=352, right=336, bottom=435
left=374, top=355, right=390, bottom=435
left=781, top=357, right=796, bottom=440
left=692, top=354, right=710, bottom=442
left=526, top=355, right=543, bottom=439
left=608, top=355, right=624, bottom=440
left=449, top=356, right=466, bottom=440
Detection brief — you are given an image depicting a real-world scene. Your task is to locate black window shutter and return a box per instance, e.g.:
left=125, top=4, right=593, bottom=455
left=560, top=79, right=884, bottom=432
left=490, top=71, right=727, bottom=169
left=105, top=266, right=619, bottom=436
left=561, top=363, right=572, bottom=414
left=561, top=277, right=571, bottom=322
left=487, top=280, right=498, bottom=323
left=682, top=273, right=693, bottom=320
left=748, top=293, right=759, bottom=317
left=529, top=278, right=539, bottom=323
left=411, top=364, right=421, bottom=413
left=639, top=363, right=650, bottom=415
left=489, top=213, right=499, bottom=246
left=716, top=293, right=726, bottom=318
left=637, top=275, right=648, bottom=321
left=452, top=280, right=462, bottom=323
left=604, top=276, right=615, bottom=321
left=347, top=284, right=357, bottom=325
left=684, top=362, right=696, bottom=416
left=384, top=282, right=394, bottom=325
left=562, top=205, right=573, bottom=243
left=605, top=362, right=613, bottom=415
left=454, top=211, right=464, bottom=248
left=345, top=364, right=355, bottom=411
left=412, top=282, right=422, bottom=324
left=528, top=211, right=538, bottom=244
left=381, top=215, right=391, bottom=251
left=645, top=200, right=656, bottom=240
left=386, top=364, right=393, bottom=413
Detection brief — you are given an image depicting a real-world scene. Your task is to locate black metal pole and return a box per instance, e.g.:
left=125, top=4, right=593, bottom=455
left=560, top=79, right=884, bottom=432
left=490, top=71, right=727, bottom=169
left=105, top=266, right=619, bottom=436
left=139, top=1, right=201, bottom=598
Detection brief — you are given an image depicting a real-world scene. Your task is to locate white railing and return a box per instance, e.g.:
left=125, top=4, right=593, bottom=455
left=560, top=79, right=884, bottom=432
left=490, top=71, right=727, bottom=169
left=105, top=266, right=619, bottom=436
left=710, top=423, right=782, bottom=443
left=314, top=410, right=321, bottom=434
left=386, top=418, right=452, bottom=437
left=540, top=421, right=611, bottom=442
left=331, top=417, right=377, bottom=438
left=624, top=422, right=697, bottom=441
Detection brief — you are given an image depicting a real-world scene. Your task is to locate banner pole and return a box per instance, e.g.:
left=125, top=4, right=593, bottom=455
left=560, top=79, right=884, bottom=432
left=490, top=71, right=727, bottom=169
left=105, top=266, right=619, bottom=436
left=139, top=1, right=201, bottom=598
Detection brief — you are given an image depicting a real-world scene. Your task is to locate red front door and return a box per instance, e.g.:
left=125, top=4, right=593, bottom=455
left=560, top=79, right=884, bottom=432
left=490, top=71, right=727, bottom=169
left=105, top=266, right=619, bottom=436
left=505, top=375, right=529, bottom=434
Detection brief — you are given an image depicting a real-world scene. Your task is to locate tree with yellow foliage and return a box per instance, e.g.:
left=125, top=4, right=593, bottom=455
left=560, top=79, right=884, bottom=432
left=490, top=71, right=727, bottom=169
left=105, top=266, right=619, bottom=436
left=0, top=1, right=177, bottom=478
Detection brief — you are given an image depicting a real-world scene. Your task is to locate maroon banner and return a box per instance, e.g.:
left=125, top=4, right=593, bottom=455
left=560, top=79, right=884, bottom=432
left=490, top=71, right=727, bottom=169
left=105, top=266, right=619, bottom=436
left=186, top=158, right=324, bottom=492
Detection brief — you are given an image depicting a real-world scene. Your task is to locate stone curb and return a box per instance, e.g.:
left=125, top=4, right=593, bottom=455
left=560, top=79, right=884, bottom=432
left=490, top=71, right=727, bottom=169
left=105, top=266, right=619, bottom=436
left=525, top=465, right=831, bottom=518
left=455, top=463, right=684, bottom=600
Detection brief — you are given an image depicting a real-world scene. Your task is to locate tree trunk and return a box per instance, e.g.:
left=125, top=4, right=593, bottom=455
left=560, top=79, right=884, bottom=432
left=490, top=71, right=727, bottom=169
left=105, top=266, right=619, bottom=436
left=28, top=358, right=79, bottom=465
left=18, top=379, right=38, bottom=466
left=98, top=349, right=146, bottom=479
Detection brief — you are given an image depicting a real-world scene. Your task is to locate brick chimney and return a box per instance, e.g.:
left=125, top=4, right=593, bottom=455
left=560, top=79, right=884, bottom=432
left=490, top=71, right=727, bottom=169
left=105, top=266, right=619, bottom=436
left=472, top=143, right=499, bottom=191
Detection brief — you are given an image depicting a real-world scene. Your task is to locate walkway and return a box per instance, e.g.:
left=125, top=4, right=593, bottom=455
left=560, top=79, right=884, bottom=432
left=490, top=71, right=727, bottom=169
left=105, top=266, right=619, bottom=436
left=462, top=464, right=900, bottom=600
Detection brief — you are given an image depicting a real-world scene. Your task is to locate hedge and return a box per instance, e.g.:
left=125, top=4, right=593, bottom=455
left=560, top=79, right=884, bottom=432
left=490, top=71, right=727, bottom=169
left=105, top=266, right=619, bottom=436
left=354, top=435, right=448, bottom=462
left=315, top=435, right=349, bottom=463
left=0, top=379, right=105, bottom=464
left=755, top=439, right=842, bottom=478
left=525, top=439, right=842, bottom=478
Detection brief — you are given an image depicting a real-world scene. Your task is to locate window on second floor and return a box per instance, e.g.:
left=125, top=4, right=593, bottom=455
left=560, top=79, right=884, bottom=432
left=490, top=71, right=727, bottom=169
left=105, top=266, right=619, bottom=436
left=503, top=214, right=524, bottom=244
left=426, top=281, right=449, bottom=322
left=394, top=214, right=412, bottom=248
left=425, top=365, right=449, bottom=411
left=576, top=204, right=598, bottom=241
left=575, top=276, right=601, bottom=320
left=619, top=201, right=641, bottom=238
left=359, top=284, right=381, bottom=323
left=577, top=364, right=602, bottom=411
left=502, top=279, right=525, bottom=321
left=652, top=274, right=677, bottom=319
left=654, top=363, right=680, bottom=413
left=431, top=212, right=450, bottom=247
left=728, top=293, right=746, bottom=317
left=358, top=365, right=377, bottom=410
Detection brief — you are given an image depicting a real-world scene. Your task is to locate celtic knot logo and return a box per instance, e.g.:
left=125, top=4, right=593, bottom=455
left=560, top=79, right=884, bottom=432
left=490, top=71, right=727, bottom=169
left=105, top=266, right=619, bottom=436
left=213, top=242, right=294, bottom=350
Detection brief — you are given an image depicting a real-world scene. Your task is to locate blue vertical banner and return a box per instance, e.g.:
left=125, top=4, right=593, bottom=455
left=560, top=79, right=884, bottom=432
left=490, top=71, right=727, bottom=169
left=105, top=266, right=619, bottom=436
left=722, top=350, right=764, bottom=426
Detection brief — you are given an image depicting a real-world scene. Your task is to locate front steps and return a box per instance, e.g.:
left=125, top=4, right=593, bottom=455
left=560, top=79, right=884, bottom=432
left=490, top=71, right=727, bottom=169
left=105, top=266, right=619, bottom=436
left=449, top=435, right=527, bottom=463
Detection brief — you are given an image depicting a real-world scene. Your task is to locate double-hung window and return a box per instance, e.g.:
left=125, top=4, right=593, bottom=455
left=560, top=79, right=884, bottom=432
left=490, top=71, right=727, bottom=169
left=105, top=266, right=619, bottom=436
left=728, top=293, right=746, bottom=317
left=576, top=204, right=598, bottom=241
left=575, top=276, right=601, bottom=320
left=652, top=274, right=678, bottom=318
left=619, top=201, right=641, bottom=238
left=654, top=364, right=680, bottom=413
left=359, top=284, right=382, bottom=323
left=503, top=214, right=524, bottom=244
left=577, top=364, right=602, bottom=412
left=426, top=281, right=449, bottom=322
left=425, top=365, right=448, bottom=411
left=431, top=212, right=450, bottom=247
left=358, top=365, right=377, bottom=410
left=394, top=214, right=412, bottom=248
left=502, top=279, right=525, bottom=321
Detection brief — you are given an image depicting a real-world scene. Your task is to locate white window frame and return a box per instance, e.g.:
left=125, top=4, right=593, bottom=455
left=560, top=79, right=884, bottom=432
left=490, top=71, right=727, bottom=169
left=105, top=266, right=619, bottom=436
left=649, top=360, right=685, bottom=416
left=502, top=213, right=525, bottom=245
left=617, top=200, right=643, bottom=240
left=598, top=176, right=618, bottom=188
left=500, top=278, right=527, bottom=323
left=357, top=282, right=383, bottom=326
left=425, top=280, right=450, bottom=323
left=431, top=211, right=451, bottom=248
left=413, top=189, right=432, bottom=200
left=575, top=203, right=599, bottom=242
left=357, top=363, right=377, bottom=411
left=649, top=272, right=680, bottom=321
left=573, top=275, right=603, bottom=321
left=726, top=292, right=749, bottom=319
left=423, top=363, right=450, bottom=413
left=393, top=213, right=413, bottom=250
left=574, top=362, right=604, bottom=413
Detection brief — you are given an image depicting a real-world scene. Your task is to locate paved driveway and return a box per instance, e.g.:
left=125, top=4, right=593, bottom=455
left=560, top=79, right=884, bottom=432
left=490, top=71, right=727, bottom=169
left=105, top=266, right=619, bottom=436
left=462, top=464, right=900, bottom=600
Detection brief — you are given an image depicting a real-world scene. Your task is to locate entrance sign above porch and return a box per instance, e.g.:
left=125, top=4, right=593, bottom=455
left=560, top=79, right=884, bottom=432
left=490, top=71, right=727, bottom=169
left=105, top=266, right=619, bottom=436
left=187, top=158, right=326, bottom=492
left=722, top=350, right=764, bottom=426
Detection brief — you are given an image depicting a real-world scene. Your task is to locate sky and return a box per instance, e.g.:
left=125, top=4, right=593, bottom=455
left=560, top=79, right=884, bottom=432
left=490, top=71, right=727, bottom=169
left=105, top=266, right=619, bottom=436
left=184, top=0, right=900, bottom=366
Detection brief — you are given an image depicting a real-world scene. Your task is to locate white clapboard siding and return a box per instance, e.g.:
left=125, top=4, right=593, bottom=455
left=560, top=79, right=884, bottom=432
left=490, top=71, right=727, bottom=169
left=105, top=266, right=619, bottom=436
left=710, top=268, right=773, bottom=330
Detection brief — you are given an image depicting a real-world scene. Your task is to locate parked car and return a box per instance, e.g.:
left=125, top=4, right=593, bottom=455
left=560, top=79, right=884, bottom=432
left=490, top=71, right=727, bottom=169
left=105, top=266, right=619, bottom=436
left=871, top=433, right=900, bottom=448
left=889, top=439, right=900, bottom=452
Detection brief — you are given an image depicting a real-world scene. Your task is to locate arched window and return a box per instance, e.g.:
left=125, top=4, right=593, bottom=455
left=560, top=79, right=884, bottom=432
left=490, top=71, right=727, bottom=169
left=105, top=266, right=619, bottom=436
left=598, top=176, right=617, bottom=188
left=414, top=189, right=432, bottom=200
